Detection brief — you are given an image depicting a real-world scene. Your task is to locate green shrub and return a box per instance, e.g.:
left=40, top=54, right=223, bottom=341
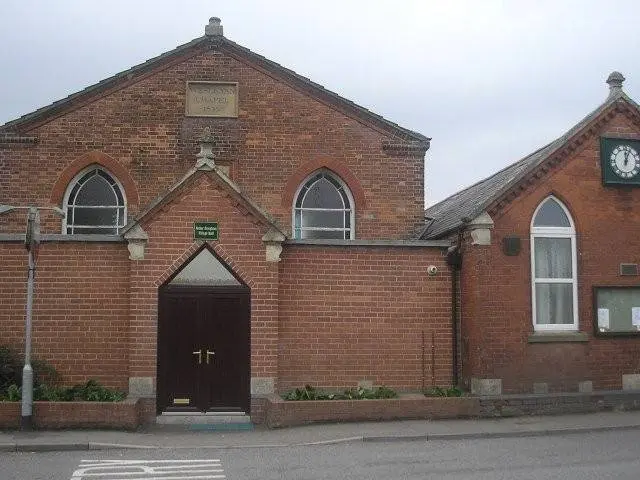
left=2, top=380, right=125, bottom=402
left=424, top=386, right=463, bottom=397
left=1, top=344, right=124, bottom=402
left=282, top=385, right=337, bottom=401
left=282, top=385, right=397, bottom=401
left=0, top=345, right=61, bottom=397
left=0, top=346, right=21, bottom=393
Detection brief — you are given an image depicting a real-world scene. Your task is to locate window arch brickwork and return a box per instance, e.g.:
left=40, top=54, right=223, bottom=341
left=51, top=151, right=139, bottom=207
left=282, top=157, right=366, bottom=210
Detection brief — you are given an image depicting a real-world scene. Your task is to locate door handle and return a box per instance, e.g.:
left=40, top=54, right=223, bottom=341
left=206, top=349, right=215, bottom=364
left=192, top=349, right=202, bottom=364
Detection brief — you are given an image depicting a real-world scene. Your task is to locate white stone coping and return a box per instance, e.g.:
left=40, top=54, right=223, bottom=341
left=285, top=239, right=451, bottom=248
left=0, top=234, right=125, bottom=242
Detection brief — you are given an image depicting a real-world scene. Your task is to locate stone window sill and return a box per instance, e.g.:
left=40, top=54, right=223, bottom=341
left=528, top=332, right=588, bottom=343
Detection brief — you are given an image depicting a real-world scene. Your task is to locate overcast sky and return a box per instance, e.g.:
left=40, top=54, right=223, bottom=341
left=2, top=1, right=640, bottom=205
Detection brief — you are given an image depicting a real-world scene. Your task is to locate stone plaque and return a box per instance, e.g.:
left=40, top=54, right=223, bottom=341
left=186, top=81, right=238, bottom=117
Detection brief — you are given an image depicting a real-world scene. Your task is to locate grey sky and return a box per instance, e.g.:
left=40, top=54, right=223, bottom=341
left=2, top=0, right=640, bottom=205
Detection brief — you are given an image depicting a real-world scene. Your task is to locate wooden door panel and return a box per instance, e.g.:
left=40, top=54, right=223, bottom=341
left=200, top=294, right=250, bottom=412
left=157, top=293, right=200, bottom=413
left=158, top=287, right=250, bottom=414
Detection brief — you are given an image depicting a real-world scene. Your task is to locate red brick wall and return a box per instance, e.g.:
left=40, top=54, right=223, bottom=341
left=461, top=109, right=640, bottom=393
left=0, top=242, right=130, bottom=390
left=0, top=41, right=437, bottom=413
left=278, top=246, right=452, bottom=391
left=128, top=173, right=280, bottom=385
left=0, top=45, right=425, bottom=239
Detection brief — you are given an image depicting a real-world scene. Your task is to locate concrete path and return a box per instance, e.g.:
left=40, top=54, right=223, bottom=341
left=2, top=410, right=640, bottom=452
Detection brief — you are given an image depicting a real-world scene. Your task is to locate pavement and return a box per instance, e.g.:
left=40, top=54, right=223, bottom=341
left=2, top=410, right=640, bottom=452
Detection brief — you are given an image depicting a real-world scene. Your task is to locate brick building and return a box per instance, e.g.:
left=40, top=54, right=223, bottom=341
left=1, top=18, right=639, bottom=425
left=0, top=18, right=452, bottom=422
left=422, top=71, right=640, bottom=396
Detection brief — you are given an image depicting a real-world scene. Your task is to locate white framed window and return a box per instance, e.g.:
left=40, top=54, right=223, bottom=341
left=292, top=170, right=355, bottom=239
left=62, top=166, right=126, bottom=234
left=530, top=196, right=578, bottom=331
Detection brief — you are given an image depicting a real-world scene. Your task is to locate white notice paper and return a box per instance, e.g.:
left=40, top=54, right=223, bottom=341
left=632, top=307, right=640, bottom=327
left=597, top=308, right=610, bottom=330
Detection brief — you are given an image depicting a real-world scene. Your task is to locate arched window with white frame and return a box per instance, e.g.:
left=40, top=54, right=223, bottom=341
left=530, top=196, right=578, bottom=331
left=63, top=166, right=127, bottom=234
left=293, top=170, right=355, bottom=239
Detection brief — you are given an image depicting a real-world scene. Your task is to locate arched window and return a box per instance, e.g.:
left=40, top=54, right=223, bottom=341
left=63, top=166, right=126, bottom=234
left=530, top=196, right=578, bottom=331
left=293, top=170, right=354, bottom=239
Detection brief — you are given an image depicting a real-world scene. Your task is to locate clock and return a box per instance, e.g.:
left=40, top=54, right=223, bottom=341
left=610, top=144, right=640, bottom=178
left=601, top=137, right=640, bottom=186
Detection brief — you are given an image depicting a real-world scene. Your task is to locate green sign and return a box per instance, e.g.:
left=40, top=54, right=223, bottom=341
left=194, top=222, right=219, bottom=240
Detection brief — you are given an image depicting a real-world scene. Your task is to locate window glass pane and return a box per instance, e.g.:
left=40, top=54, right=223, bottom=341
left=75, top=175, right=118, bottom=206
left=301, top=229, right=344, bottom=239
left=73, top=207, right=118, bottom=226
left=533, top=199, right=570, bottom=227
left=596, top=288, right=640, bottom=333
left=295, top=186, right=307, bottom=208
left=301, top=210, right=343, bottom=228
left=293, top=171, right=353, bottom=239
left=536, top=283, right=573, bottom=324
left=73, top=226, right=118, bottom=234
left=302, top=177, right=344, bottom=209
left=534, top=237, right=572, bottom=278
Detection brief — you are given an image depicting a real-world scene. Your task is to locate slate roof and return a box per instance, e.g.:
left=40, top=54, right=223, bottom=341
left=420, top=83, right=640, bottom=240
left=0, top=31, right=429, bottom=145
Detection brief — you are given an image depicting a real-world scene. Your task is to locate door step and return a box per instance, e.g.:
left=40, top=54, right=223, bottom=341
left=156, top=413, right=253, bottom=431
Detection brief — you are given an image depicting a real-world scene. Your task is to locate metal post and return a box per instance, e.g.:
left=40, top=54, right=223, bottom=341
left=0, top=204, right=63, bottom=430
left=21, top=207, right=38, bottom=430
left=21, top=247, right=35, bottom=430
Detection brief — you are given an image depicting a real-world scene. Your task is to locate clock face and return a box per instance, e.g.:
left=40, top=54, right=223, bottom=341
left=610, top=144, right=640, bottom=178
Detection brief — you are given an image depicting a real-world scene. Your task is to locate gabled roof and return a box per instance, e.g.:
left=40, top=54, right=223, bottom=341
left=420, top=74, right=640, bottom=239
left=0, top=22, right=429, bottom=146
left=122, top=157, right=286, bottom=238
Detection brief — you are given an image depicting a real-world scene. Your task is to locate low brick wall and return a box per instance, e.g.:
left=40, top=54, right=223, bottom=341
left=0, top=399, right=141, bottom=430
left=0, top=402, right=20, bottom=429
left=479, top=390, right=640, bottom=417
left=263, top=394, right=480, bottom=428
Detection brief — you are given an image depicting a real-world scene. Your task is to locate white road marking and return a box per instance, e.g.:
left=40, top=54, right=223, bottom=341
left=70, top=459, right=226, bottom=480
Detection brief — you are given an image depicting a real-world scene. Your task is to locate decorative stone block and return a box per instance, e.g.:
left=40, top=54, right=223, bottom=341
left=357, top=379, right=373, bottom=389
left=251, top=377, right=275, bottom=395
left=471, top=378, right=502, bottom=396
left=124, top=225, right=149, bottom=261
left=468, top=212, right=494, bottom=246
left=533, top=382, right=549, bottom=394
left=262, top=228, right=286, bottom=263
left=578, top=381, right=593, bottom=393
left=128, top=376, right=155, bottom=397
left=622, top=374, right=640, bottom=390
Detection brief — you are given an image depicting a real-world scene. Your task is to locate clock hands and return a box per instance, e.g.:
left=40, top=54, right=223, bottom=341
left=624, top=148, right=630, bottom=167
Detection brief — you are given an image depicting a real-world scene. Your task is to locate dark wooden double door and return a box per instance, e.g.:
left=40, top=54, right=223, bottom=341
left=157, top=286, right=250, bottom=414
